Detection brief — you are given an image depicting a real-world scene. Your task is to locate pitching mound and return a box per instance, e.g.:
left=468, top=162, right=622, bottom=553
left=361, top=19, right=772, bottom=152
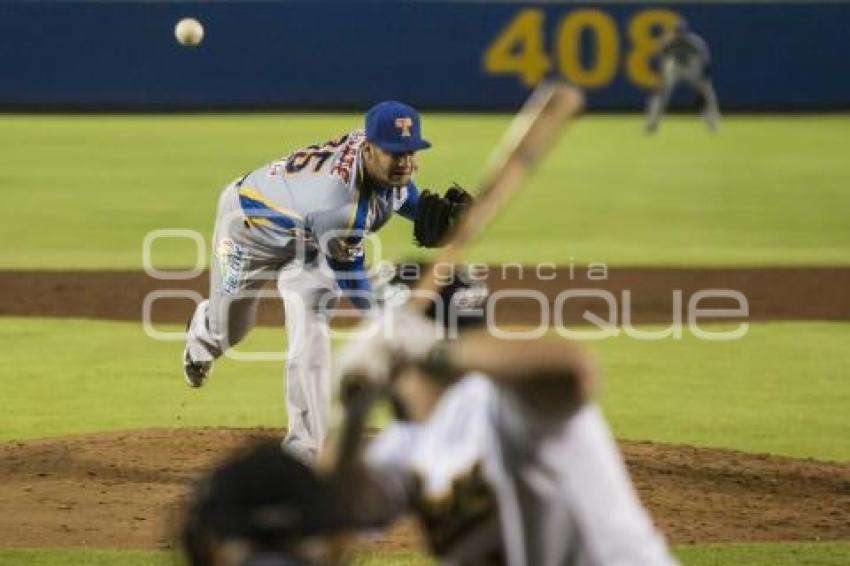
left=1, top=428, right=848, bottom=551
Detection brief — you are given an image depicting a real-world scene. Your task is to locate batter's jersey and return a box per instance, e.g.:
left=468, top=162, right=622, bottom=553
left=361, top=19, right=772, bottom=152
left=234, top=129, right=419, bottom=263
left=367, top=374, right=677, bottom=566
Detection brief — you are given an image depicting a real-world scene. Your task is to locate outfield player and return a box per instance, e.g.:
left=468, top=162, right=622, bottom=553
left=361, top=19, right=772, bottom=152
left=332, top=267, right=678, bottom=565
left=182, top=103, right=471, bottom=462
left=645, top=21, right=720, bottom=134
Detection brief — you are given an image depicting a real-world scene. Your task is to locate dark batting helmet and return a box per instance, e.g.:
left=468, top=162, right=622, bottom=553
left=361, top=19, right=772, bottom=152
left=181, top=441, right=354, bottom=566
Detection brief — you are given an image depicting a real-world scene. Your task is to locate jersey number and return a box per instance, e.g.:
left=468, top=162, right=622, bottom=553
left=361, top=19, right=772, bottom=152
left=285, top=149, right=333, bottom=174
left=283, top=134, right=349, bottom=175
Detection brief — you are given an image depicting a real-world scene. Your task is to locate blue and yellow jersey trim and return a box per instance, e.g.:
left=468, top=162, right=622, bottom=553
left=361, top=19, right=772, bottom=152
left=345, top=186, right=371, bottom=248
left=348, top=166, right=372, bottom=232
left=237, top=186, right=304, bottom=230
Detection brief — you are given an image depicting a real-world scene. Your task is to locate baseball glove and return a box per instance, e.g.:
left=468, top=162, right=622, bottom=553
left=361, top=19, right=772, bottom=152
left=413, top=184, right=473, bottom=248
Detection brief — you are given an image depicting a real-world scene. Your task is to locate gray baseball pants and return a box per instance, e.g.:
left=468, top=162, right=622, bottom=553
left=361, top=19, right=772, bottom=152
left=185, top=181, right=339, bottom=461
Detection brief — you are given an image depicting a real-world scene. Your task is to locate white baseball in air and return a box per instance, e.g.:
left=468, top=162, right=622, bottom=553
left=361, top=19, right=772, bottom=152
left=174, top=18, right=204, bottom=47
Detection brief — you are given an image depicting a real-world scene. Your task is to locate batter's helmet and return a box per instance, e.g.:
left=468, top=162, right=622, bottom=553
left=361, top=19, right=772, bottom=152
left=181, top=441, right=354, bottom=566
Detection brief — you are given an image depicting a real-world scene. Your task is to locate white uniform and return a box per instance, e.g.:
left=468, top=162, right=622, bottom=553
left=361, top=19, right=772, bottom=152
left=645, top=31, right=720, bottom=133
left=186, top=130, right=420, bottom=460
left=367, top=374, right=677, bottom=565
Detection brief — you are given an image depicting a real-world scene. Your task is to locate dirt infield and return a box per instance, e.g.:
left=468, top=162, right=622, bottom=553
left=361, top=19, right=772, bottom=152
left=1, top=267, right=849, bottom=324
left=1, top=428, right=848, bottom=551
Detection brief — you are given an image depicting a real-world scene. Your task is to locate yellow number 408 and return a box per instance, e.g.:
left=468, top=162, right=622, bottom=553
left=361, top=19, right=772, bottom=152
left=483, top=8, right=680, bottom=90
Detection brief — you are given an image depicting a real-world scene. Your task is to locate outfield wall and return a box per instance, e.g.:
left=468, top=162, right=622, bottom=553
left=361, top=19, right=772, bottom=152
left=1, top=1, right=848, bottom=110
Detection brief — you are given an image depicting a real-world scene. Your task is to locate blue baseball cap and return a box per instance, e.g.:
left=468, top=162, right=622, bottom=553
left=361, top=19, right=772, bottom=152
left=365, top=101, right=431, bottom=153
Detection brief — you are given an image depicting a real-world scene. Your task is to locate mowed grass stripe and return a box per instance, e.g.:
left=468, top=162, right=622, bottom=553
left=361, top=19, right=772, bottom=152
left=2, top=542, right=849, bottom=565
left=0, top=318, right=847, bottom=462
left=1, top=115, right=849, bottom=267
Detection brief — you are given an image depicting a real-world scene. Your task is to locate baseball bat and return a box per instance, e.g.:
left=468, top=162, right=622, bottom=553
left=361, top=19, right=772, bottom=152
left=319, top=82, right=584, bottom=474
left=411, top=81, right=585, bottom=304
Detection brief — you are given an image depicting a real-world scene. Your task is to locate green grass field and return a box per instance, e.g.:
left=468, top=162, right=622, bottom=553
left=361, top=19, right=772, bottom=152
left=2, top=318, right=848, bottom=462
left=2, top=542, right=849, bottom=566
left=2, top=114, right=848, bottom=564
left=1, top=114, right=849, bottom=267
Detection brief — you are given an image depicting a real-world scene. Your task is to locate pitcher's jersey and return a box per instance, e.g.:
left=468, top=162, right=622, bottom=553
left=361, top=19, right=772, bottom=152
left=235, top=129, right=418, bottom=262
left=366, top=375, right=677, bottom=566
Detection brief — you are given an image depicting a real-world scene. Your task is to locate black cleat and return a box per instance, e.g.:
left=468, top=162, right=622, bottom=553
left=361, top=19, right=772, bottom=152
left=183, top=348, right=212, bottom=388
left=184, top=312, right=212, bottom=388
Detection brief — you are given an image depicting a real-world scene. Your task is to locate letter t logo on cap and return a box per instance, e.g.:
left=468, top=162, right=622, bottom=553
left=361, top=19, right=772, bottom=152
left=395, top=117, right=413, bottom=137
